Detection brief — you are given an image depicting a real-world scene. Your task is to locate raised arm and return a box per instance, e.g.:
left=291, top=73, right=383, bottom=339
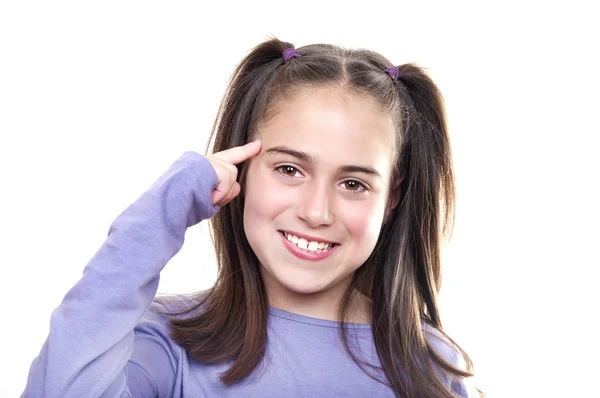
left=22, top=151, right=219, bottom=398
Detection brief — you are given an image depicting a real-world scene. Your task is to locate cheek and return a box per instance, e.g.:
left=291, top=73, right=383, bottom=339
left=342, top=200, right=386, bottom=245
left=243, top=166, right=290, bottom=225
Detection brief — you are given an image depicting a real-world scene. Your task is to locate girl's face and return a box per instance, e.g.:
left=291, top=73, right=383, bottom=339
left=243, top=87, right=397, bottom=311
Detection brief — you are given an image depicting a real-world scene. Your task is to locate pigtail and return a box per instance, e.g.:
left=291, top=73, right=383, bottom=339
left=364, top=63, right=477, bottom=398
left=206, top=37, right=292, bottom=155
left=395, top=63, right=455, bottom=325
left=384, top=64, right=478, bottom=397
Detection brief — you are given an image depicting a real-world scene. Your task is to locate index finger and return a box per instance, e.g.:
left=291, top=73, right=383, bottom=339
left=211, top=139, right=262, bottom=165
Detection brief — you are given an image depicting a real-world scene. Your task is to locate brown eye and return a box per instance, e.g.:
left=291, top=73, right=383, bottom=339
left=342, top=180, right=366, bottom=192
left=346, top=181, right=358, bottom=190
left=277, top=165, right=300, bottom=177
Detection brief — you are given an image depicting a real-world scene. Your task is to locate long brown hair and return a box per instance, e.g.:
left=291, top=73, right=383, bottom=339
left=159, top=36, right=481, bottom=397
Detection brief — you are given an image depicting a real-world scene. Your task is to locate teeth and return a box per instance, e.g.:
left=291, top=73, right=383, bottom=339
left=283, top=232, right=333, bottom=252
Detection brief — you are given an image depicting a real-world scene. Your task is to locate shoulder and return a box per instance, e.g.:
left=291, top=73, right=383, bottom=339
left=132, top=296, right=181, bottom=347
left=127, top=295, right=199, bottom=396
left=130, top=295, right=203, bottom=368
left=132, top=294, right=201, bottom=352
left=422, top=322, right=467, bottom=370
left=138, top=293, right=205, bottom=330
left=422, top=323, right=482, bottom=397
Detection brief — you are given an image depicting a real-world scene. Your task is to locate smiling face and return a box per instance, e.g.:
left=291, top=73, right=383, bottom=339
left=243, top=87, right=397, bottom=317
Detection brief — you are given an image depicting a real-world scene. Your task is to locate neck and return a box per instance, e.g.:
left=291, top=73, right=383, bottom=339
left=263, top=272, right=372, bottom=324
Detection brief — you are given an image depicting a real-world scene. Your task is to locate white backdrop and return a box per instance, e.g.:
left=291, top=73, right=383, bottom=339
left=1, top=1, right=598, bottom=397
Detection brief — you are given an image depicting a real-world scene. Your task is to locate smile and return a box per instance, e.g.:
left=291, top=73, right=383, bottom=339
left=279, top=231, right=338, bottom=261
left=282, top=231, right=335, bottom=252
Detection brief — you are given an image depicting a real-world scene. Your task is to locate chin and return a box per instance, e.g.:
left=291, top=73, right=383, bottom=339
left=262, top=264, right=340, bottom=296
left=281, top=280, right=328, bottom=296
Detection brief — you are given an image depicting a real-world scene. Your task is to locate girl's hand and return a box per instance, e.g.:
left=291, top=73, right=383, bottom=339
left=206, top=139, right=261, bottom=207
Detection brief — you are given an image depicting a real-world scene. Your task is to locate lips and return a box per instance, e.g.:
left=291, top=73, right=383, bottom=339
left=279, top=231, right=338, bottom=261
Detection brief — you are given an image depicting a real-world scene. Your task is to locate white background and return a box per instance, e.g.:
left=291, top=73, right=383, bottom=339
left=1, top=1, right=598, bottom=397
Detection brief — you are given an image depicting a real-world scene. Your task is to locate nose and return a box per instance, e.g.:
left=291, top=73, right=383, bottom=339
left=298, top=180, right=334, bottom=227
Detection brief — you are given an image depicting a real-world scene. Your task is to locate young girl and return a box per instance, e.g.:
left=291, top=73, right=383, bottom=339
left=23, top=37, right=482, bottom=397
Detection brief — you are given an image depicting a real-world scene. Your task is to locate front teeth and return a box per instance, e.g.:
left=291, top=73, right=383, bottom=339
left=284, top=232, right=334, bottom=252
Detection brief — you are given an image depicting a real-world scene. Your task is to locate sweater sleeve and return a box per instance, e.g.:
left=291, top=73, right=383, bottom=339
left=22, top=151, right=219, bottom=398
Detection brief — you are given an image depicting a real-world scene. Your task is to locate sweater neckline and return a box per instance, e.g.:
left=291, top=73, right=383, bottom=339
left=267, top=306, right=372, bottom=329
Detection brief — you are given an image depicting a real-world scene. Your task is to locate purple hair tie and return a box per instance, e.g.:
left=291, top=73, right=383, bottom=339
left=283, top=47, right=301, bottom=63
left=385, top=66, right=399, bottom=82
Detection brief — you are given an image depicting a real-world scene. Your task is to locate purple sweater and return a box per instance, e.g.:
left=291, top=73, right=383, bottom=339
left=22, top=152, right=479, bottom=397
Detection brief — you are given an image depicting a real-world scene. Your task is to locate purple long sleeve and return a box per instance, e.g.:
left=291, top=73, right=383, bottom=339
left=22, top=152, right=219, bottom=398
left=22, top=151, right=480, bottom=397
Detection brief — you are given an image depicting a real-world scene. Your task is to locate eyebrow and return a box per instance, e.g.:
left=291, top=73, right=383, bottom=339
left=265, top=145, right=382, bottom=178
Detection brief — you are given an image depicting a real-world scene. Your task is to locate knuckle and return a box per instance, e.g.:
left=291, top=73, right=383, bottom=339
left=228, top=167, right=237, bottom=181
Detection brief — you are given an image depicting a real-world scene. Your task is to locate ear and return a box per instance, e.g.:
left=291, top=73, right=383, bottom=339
left=383, top=183, right=401, bottom=223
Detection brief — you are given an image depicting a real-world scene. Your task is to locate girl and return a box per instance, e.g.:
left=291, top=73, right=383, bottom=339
left=23, top=37, right=482, bottom=397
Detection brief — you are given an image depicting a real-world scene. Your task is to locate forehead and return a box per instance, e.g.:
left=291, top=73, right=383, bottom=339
left=257, top=88, right=396, bottom=172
